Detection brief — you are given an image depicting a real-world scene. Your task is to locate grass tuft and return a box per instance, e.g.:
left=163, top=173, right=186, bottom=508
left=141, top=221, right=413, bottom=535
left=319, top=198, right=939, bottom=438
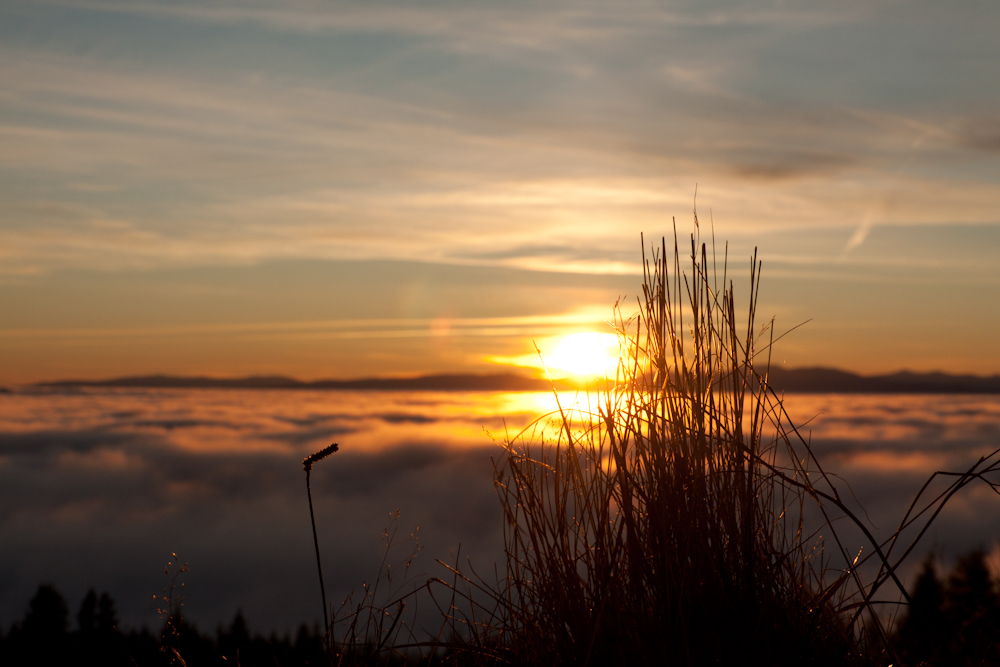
left=463, top=226, right=864, bottom=665
left=307, top=222, right=1000, bottom=666
left=438, top=224, right=1000, bottom=666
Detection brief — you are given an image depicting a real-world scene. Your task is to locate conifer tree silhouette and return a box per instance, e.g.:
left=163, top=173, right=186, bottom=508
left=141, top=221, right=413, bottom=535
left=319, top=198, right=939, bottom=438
left=896, top=556, right=947, bottom=663
left=97, top=592, right=118, bottom=633
left=20, top=583, right=70, bottom=664
left=23, top=584, right=68, bottom=639
left=945, top=550, right=1000, bottom=662
left=77, top=589, right=98, bottom=634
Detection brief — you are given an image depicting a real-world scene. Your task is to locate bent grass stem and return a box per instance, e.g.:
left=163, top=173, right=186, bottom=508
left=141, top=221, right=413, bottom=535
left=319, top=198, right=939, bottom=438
left=303, top=441, right=339, bottom=651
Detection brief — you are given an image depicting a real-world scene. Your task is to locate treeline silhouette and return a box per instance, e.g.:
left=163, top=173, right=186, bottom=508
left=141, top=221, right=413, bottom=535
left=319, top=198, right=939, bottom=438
left=0, top=584, right=326, bottom=666
left=1, top=548, right=997, bottom=667
left=893, top=549, right=1000, bottom=666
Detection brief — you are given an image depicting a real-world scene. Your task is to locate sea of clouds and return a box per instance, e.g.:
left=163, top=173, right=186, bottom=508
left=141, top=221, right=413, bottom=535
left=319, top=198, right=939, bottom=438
left=1, top=388, right=998, bottom=636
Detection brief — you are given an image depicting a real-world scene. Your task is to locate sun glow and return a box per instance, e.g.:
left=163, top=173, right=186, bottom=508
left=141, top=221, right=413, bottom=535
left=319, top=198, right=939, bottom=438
left=538, top=332, right=621, bottom=378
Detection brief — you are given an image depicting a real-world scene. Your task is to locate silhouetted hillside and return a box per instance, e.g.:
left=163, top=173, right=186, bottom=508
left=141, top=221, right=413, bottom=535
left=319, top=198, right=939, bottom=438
left=766, top=367, right=1000, bottom=393
left=30, top=367, right=1000, bottom=394
left=35, top=372, right=556, bottom=391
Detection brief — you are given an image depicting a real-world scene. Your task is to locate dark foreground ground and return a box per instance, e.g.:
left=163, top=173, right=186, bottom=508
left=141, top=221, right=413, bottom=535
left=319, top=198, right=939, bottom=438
left=2, top=549, right=998, bottom=666
left=0, top=584, right=327, bottom=667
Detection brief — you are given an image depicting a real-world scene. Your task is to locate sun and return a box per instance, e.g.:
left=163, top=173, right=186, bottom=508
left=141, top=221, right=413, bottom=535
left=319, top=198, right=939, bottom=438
left=485, top=331, right=623, bottom=379
left=539, top=332, right=621, bottom=378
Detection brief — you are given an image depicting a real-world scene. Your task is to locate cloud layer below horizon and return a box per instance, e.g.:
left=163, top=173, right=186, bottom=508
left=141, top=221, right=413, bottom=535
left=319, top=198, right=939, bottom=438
left=1, top=387, right=999, bottom=634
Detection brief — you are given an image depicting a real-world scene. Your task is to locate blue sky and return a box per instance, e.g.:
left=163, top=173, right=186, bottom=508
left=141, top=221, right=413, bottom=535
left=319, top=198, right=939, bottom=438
left=2, top=0, right=1000, bottom=381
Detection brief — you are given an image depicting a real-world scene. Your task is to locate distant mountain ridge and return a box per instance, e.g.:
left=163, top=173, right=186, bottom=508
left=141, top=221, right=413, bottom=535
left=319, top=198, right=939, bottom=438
left=27, top=367, right=1000, bottom=393
left=766, top=367, right=1000, bottom=394
left=35, top=372, right=561, bottom=392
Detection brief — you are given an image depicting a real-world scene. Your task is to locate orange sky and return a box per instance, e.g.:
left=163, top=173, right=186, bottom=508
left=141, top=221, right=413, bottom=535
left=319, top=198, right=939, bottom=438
left=2, top=1, right=1000, bottom=383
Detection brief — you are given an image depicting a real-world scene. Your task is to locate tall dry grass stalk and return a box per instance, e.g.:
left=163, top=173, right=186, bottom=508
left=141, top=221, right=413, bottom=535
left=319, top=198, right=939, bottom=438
left=472, top=226, right=860, bottom=665
left=438, top=224, right=1000, bottom=666
left=304, top=441, right=340, bottom=646
left=306, top=223, right=1000, bottom=666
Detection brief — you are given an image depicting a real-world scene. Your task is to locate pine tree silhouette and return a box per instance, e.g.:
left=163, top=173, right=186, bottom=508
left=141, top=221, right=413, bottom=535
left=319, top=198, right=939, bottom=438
left=97, top=592, right=118, bottom=633
left=945, top=549, right=1000, bottom=663
left=18, top=583, right=70, bottom=664
left=23, top=583, right=68, bottom=639
left=896, top=555, right=948, bottom=664
left=77, top=589, right=98, bottom=634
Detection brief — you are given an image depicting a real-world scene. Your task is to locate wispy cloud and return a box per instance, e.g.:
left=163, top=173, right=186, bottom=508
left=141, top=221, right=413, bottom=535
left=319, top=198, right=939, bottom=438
left=2, top=0, right=1000, bottom=381
left=0, top=310, right=612, bottom=342
left=844, top=219, right=872, bottom=252
left=1, top=1, right=999, bottom=277
left=35, top=0, right=869, bottom=44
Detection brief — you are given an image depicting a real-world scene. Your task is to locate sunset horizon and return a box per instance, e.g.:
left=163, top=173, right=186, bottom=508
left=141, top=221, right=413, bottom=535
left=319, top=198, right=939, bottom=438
left=2, top=2, right=1000, bottom=665
left=5, top=233, right=1000, bottom=385
left=3, top=2, right=1000, bottom=386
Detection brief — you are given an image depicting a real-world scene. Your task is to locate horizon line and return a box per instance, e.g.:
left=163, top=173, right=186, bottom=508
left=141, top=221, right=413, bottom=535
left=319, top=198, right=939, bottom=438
left=10, top=366, right=1000, bottom=394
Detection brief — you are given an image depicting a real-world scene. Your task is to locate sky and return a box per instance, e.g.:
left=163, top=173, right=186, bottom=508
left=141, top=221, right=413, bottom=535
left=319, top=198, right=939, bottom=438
left=3, top=0, right=1000, bottom=383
